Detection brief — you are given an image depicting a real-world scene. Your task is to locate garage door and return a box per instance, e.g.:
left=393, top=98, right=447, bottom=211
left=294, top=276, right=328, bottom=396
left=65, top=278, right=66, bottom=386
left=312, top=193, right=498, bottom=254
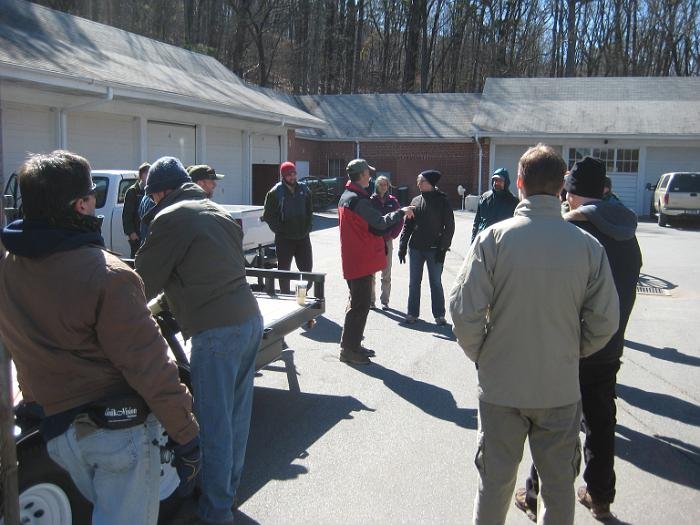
left=2, top=104, right=55, bottom=175
left=206, top=126, right=243, bottom=204
left=68, top=112, right=135, bottom=170
left=148, top=122, right=196, bottom=166
left=252, top=134, right=280, bottom=164
left=492, top=145, right=530, bottom=197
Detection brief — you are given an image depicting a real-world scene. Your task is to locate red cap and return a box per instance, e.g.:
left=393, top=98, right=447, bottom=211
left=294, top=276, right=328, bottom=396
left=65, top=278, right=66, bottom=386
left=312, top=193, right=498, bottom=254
left=280, top=161, right=296, bottom=177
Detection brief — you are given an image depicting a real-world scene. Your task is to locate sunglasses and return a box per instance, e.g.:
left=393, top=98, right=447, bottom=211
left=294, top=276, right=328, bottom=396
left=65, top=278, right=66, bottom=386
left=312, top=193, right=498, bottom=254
left=69, top=182, right=97, bottom=206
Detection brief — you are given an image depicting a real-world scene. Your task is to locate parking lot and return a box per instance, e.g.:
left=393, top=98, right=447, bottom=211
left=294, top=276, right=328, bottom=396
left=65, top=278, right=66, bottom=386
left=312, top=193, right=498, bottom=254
left=175, top=210, right=700, bottom=524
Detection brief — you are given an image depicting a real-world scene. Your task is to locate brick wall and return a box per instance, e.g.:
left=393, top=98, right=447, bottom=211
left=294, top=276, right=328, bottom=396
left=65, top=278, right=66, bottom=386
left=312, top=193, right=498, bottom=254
left=288, top=132, right=491, bottom=208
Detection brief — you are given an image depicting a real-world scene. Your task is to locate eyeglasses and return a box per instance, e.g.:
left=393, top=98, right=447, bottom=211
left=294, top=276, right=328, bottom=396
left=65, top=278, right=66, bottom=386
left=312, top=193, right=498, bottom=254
left=69, top=182, right=97, bottom=206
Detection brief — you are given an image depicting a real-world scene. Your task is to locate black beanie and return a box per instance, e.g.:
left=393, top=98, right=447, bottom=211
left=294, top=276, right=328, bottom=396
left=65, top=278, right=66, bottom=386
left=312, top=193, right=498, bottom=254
left=420, top=170, right=441, bottom=187
left=564, top=157, right=605, bottom=199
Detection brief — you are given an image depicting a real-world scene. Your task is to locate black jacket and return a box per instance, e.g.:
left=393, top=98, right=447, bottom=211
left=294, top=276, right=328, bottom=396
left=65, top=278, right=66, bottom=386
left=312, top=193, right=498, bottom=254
left=122, top=182, right=144, bottom=236
left=565, top=201, right=643, bottom=363
left=399, top=189, right=454, bottom=253
left=471, top=174, right=519, bottom=243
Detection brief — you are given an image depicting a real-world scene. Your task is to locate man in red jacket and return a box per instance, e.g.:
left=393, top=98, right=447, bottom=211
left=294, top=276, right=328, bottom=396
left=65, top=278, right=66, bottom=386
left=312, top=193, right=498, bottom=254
left=338, top=159, right=414, bottom=364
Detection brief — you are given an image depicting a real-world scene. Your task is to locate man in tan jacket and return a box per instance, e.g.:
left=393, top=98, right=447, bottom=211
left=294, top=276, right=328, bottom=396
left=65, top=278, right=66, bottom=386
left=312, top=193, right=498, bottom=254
left=0, top=151, right=199, bottom=525
left=449, top=144, right=619, bottom=525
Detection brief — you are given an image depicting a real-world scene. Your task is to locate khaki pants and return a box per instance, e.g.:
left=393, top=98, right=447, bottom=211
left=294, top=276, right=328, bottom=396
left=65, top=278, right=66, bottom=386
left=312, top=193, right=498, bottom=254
left=371, top=239, right=393, bottom=306
left=473, top=400, right=582, bottom=525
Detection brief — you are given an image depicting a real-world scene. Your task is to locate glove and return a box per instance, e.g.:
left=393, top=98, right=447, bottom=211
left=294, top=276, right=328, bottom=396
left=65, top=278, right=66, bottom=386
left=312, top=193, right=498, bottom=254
left=435, top=248, right=447, bottom=264
left=170, top=436, right=201, bottom=498
left=398, top=250, right=406, bottom=264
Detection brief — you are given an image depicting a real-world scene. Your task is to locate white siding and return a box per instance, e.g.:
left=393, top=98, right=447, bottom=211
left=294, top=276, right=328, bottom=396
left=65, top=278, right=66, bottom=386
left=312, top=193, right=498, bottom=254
left=206, top=126, right=243, bottom=204
left=2, top=104, right=55, bottom=174
left=607, top=174, right=639, bottom=211
left=67, top=112, right=135, bottom=169
left=252, top=134, right=280, bottom=164
left=148, top=122, right=196, bottom=166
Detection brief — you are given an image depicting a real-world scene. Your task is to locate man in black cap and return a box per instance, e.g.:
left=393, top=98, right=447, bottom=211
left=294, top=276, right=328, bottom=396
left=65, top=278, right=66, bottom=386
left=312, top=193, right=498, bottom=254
left=187, top=164, right=224, bottom=199
left=398, top=170, right=455, bottom=325
left=136, top=156, right=262, bottom=525
left=471, top=168, right=519, bottom=243
left=122, top=161, right=150, bottom=257
left=515, top=156, right=642, bottom=522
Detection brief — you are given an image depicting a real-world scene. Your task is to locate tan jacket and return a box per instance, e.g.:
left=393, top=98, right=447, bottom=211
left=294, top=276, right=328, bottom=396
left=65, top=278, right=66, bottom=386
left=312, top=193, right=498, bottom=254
left=0, top=245, right=199, bottom=444
left=449, top=195, right=619, bottom=409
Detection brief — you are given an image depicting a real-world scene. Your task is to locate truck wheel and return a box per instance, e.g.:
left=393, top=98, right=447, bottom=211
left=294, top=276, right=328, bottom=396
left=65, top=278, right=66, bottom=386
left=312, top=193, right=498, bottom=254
left=658, top=208, right=668, bottom=227
left=1, top=440, right=91, bottom=525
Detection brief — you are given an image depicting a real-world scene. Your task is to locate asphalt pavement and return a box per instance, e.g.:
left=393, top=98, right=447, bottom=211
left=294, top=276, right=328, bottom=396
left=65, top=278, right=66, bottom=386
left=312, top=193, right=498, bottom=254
left=176, top=209, right=700, bottom=525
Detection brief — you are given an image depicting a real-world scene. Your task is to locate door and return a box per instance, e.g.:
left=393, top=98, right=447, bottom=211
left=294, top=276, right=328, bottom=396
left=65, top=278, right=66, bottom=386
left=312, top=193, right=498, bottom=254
left=252, top=164, right=280, bottom=205
left=2, top=103, right=55, bottom=175
left=206, top=126, right=243, bottom=204
left=148, top=122, right=196, bottom=166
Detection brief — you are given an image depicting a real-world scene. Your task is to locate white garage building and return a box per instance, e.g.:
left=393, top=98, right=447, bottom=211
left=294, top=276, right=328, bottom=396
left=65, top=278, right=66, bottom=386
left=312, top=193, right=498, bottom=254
left=0, top=0, right=323, bottom=204
left=473, top=77, right=700, bottom=215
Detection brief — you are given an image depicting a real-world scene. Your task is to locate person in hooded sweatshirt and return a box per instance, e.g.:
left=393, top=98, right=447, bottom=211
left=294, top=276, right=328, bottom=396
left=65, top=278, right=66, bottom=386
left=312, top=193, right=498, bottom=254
left=514, top=156, right=642, bottom=522
left=136, top=157, right=263, bottom=525
left=398, top=170, right=455, bottom=325
left=471, top=168, right=519, bottom=243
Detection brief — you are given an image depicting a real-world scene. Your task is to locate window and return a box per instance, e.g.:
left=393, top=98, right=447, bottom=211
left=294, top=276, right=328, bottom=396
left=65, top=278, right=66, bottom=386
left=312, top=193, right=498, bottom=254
left=670, top=173, right=700, bottom=192
left=93, top=176, right=109, bottom=209
left=328, top=159, right=345, bottom=179
left=659, top=175, right=671, bottom=190
left=568, top=148, right=590, bottom=169
left=118, top=179, right=135, bottom=204
left=592, top=148, right=616, bottom=172
left=615, top=149, right=639, bottom=173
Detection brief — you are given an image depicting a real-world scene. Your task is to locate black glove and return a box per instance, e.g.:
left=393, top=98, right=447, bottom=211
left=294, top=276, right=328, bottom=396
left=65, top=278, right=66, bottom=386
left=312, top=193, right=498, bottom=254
left=435, top=248, right=447, bottom=264
left=398, top=249, right=406, bottom=264
left=170, top=436, right=201, bottom=498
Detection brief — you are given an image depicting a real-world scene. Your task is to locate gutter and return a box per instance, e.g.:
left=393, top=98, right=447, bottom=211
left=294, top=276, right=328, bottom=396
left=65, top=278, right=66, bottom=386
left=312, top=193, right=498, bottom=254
left=58, top=86, right=113, bottom=149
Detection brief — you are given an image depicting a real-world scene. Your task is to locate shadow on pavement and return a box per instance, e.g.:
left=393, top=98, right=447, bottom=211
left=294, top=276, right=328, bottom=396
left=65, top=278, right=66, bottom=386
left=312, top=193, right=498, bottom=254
left=637, top=273, right=677, bottom=291
left=311, top=213, right=338, bottom=233
left=615, top=424, right=700, bottom=491
left=354, top=363, right=477, bottom=429
left=299, top=315, right=342, bottom=343
left=625, top=339, right=700, bottom=367
left=617, top=384, right=700, bottom=427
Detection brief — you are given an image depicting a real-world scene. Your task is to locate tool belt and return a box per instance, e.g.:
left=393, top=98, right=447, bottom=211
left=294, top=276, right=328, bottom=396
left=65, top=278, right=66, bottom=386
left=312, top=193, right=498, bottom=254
left=86, top=393, right=151, bottom=430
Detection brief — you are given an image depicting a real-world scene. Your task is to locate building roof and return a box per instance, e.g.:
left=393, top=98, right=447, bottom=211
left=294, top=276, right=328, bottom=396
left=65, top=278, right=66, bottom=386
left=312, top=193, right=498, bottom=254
left=0, top=0, right=323, bottom=128
left=294, top=93, right=481, bottom=141
left=473, top=77, right=700, bottom=137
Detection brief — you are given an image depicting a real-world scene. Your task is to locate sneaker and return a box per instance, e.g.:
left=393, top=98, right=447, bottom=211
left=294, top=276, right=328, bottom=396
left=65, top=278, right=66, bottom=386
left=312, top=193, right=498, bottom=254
left=514, top=488, right=537, bottom=523
left=577, top=486, right=612, bottom=520
left=435, top=316, right=447, bottom=325
left=339, top=348, right=371, bottom=365
left=405, top=315, right=417, bottom=324
left=381, top=303, right=389, bottom=310
left=358, top=346, right=376, bottom=357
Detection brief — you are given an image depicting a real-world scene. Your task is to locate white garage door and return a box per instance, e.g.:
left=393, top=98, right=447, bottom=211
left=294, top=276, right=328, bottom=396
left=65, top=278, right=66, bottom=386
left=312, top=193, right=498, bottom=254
left=148, top=122, right=196, bottom=166
left=252, top=134, right=280, bottom=164
left=2, top=104, right=55, bottom=175
left=68, top=112, right=135, bottom=170
left=493, top=144, right=529, bottom=197
left=206, top=126, right=243, bottom=204
left=644, top=146, right=700, bottom=216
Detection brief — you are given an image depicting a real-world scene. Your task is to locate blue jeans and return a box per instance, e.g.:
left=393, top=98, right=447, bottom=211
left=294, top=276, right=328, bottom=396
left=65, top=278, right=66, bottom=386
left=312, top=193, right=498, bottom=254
left=190, top=315, right=264, bottom=523
left=47, top=413, right=162, bottom=525
left=407, top=247, right=445, bottom=319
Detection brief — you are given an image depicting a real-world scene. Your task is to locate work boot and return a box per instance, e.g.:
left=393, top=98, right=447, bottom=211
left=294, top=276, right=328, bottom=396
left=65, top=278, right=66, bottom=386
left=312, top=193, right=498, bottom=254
left=340, top=347, right=371, bottom=365
left=577, top=486, right=613, bottom=520
left=358, top=346, right=376, bottom=357
left=435, top=316, right=447, bottom=325
left=514, top=488, right=537, bottom=522
left=405, top=314, right=417, bottom=324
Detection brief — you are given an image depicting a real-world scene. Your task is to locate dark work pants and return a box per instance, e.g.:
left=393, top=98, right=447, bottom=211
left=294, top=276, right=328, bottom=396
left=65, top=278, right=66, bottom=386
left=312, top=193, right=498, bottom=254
left=340, top=275, right=373, bottom=351
left=525, top=359, right=621, bottom=506
left=128, top=238, right=140, bottom=258
left=276, top=236, right=313, bottom=294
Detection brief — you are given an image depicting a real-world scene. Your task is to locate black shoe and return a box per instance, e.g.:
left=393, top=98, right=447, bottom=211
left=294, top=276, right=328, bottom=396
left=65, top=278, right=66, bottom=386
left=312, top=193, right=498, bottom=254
left=381, top=303, right=389, bottom=310
left=358, top=346, right=376, bottom=357
left=340, top=348, right=371, bottom=365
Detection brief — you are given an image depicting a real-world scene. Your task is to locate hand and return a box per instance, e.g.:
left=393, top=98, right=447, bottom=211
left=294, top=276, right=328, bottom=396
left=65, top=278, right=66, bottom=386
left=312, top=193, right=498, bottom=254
left=401, top=206, right=415, bottom=219
left=398, top=250, right=406, bottom=264
left=170, top=436, right=201, bottom=497
left=128, top=232, right=140, bottom=241
left=435, top=248, right=447, bottom=264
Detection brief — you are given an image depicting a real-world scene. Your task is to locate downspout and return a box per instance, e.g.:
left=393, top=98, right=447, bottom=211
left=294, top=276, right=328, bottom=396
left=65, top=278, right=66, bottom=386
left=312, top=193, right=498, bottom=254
left=355, top=140, right=360, bottom=158
left=58, top=86, right=114, bottom=149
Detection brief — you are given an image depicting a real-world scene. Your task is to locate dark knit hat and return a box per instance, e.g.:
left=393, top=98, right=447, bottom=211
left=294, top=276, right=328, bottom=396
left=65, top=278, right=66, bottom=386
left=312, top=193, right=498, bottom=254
left=564, top=156, right=606, bottom=199
left=187, top=164, right=224, bottom=182
left=492, top=168, right=508, bottom=180
left=420, top=170, right=441, bottom=187
left=145, top=157, right=191, bottom=195
left=280, top=161, right=296, bottom=178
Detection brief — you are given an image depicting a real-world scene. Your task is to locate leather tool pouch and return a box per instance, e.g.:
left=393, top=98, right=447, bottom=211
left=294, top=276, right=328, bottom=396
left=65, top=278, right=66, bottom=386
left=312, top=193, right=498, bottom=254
left=87, top=393, right=150, bottom=430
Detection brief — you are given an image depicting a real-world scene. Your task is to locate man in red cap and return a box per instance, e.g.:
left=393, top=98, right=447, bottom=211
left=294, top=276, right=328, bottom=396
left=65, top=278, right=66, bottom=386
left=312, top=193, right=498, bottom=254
left=262, top=161, right=314, bottom=294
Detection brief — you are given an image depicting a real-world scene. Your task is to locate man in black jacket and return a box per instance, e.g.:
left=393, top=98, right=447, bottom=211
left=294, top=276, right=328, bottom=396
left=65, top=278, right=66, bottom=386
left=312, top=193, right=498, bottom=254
left=515, top=157, right=642, bottom=522
left=471, top=168, right=519, bottom=243
left=122, top=162, right=149, bottom=257
left=398, top=170, right=455, bottom=325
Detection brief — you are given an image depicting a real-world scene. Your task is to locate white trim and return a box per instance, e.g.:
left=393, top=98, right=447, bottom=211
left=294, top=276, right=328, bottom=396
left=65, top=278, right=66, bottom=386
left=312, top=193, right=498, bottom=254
left=196, top=125, right=206, bottom=164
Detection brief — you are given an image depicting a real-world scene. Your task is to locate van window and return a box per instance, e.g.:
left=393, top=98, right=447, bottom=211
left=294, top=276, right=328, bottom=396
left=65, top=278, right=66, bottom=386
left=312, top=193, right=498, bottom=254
left=659, top=175, right=671, bottom=190
left=670, top=173, right=700, bottom=193
left=118, top=179, right=135, bottom=204
left=93, top=177, right=109, bottom=209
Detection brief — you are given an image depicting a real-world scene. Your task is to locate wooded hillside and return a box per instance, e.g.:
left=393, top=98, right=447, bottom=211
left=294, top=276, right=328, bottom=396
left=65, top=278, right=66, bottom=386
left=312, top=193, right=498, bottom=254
left=35, top=0, right=700, bottom=93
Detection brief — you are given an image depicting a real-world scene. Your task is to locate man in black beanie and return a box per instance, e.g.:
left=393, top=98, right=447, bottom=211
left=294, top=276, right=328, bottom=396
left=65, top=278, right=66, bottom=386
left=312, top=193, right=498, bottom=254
left=515, top=155, right=642, bottom=521
left=136, top=156, right=263, bottom=525
left=398, top=169, right=455, bottom=325
left=471, top=168, right=519, bottom=243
